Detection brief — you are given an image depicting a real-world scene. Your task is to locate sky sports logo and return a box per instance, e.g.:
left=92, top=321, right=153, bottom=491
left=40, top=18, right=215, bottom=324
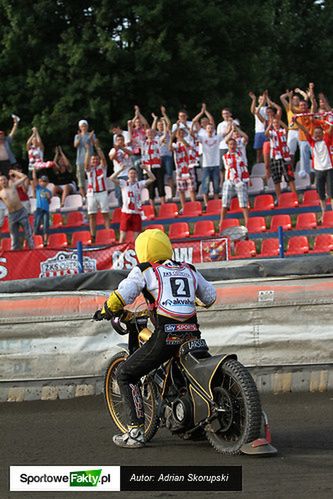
left=10, top=466, right=120, bottom=491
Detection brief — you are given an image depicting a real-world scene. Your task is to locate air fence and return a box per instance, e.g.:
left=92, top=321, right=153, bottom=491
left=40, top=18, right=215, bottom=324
left=0, top=256, right=333, bottom=401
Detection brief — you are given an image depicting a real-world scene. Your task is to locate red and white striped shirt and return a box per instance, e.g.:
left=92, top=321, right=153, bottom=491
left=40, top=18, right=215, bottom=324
left=130, top=127, right=146, bottom=155
left=119, top=179, right=146, bottom=214
left=86, top=164, right=107, bottom=193
left=223, top=151, right=249, bottom=183
left=172, top=142, right=190, bottom=178
left=142, top=139, right=161, bottom=168
left=269, top=128, right=291, bottom=161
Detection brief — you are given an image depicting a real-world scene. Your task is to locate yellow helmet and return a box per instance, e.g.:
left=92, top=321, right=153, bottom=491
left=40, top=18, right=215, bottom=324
left=135, top=229, right=173, bottom=263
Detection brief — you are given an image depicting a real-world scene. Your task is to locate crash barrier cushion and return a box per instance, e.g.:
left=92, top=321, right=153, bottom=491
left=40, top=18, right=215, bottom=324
left=1, top=275, right=333, bottom=400
left=1, top=254, right=333, bottom=294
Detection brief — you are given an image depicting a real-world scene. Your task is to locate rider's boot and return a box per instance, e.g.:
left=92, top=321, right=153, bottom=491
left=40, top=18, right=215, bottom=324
left=113, top=425, right=145, bottom=448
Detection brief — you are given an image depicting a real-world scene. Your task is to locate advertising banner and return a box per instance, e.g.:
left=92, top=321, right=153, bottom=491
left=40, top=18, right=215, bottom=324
left=0, top=238, right=228, bottom=281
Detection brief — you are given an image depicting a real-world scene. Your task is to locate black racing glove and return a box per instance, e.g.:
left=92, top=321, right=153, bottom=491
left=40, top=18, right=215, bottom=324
left=93, top=309, right=104, bottom=321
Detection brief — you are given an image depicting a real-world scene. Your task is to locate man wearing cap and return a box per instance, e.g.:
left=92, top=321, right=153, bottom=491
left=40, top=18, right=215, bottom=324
left=74, top=120, right=96, bottom=199
left=0, top=115, right=19, bottom=177
left=94, top=229, right=216, bottom=448
left=0, top=169, right=34, bottom=249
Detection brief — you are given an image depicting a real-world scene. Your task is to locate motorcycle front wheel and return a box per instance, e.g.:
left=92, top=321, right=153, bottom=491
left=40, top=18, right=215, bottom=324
left=206, top=358, right=262, bottom=454
left=104, top=351, right=160, bottom=442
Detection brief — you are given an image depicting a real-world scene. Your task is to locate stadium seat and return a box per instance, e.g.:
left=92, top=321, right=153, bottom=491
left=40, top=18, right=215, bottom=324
left=169, top=222, right=189, bottom=240
left=234, top=239, right=256, bottom=258
left=142, top=205, right=155, bottom=220
left=71, top=231, right=91, bottom=246
left=312, top=234, right=333, bottom=253
left=302, top=190, right=320, bottom=206
left=141, top=188, right=149, bottom=204
left=50, top=213, right=63, bottom=229
left=108, top=190, right=118, bottom=208
left=124, top=231, right=135, bottom=242
left=1, top=238, right=11, bottom=251
left=253, top=194, right=274, bottom=211
left=220, top=218, right=240, bottom=231
left=48, top=233, right=68, bottom=248
left=95, top=229, right=116, bottom=244
left=248, top=177, right=264, bottom=194
left=270, top=214, right=292, bottom=232
left=111, top=207, right=122, bottom=224
left=295, top=213, right=317, bottom=230
left=191, top=220, right=215, bottom=238
left=61, top=194, right=83, bottom=211
left=260, top=238, right=280, bottom=257
left=24, top=235, right=44, bottom=249
left=229, top=197, right=242, bottom=213
left=158, top=203, right=178, bottom=219
left=49, top=196, right=61, bottom=212
left=29, top=198, right=36, bottom=213
left=206, top=199, right=221, bottom=215
left=145, top=224, right=165, bottom=231
left=251, top=162, right=265, bottom=177
left=65, top=212, right=84, bottom=227
left=278, top=192, right=299, bottom=208
left=286, top=236, right=309, bottom=255
left=181, top=201, right=202, bottom=217
left=96, top=212, right=110, bottom=226
left=321, top=211, right=333, bottom=228
left=0, top=217, right=9, bottom=233
left=247, top=217, right=266, bottom=233
left=295, top=172, right=311, bottom=190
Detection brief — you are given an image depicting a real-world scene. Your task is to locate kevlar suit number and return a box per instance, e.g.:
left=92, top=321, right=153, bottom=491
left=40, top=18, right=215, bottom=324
left=170, top=277, right=190, bottom=297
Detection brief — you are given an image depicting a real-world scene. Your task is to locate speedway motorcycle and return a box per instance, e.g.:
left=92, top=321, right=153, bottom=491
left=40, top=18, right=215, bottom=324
left=103, top=306, right=277, bottom=456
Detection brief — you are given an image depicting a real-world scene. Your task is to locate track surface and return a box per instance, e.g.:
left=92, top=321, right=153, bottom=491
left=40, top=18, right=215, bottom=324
left=1, top=392, right=332, bottom=499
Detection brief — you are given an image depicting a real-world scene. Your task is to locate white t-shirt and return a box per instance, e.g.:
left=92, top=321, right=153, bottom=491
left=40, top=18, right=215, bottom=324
left=255, top=107, right=268, bottom=133
left=198, top=134, right=223, bottom=167
left=216, top=119, right=240, bottom=149
left=109, top=146, right=132, bottom=175
left=113, top=130, right=129, bottom=144
left=119, top=179, right=146, bottom=214
left=171, top=121, right=192, bottom=136
left=311, top=140, right=332, bottom=171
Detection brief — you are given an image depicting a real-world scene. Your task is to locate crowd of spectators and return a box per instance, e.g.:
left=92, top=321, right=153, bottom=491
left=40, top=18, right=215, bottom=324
left=0, top=82, right=332, bottom=250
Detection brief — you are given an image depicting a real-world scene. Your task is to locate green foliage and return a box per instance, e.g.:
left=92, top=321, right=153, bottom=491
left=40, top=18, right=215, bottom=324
left=0, top=0, right=331, bottom=164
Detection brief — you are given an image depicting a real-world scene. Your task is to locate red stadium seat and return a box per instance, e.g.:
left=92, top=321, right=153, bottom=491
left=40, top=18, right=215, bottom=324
left=181, top=201, right=202, bottom=217
left=191, top=220, right=215, bottom=238
left=169, top=222, right=189, bottom=240
left=71, top=231, right=91, bottom=246
left=206, top=199, right=222, bottom=215
left=229, top=197, right=242, bottom=213
left=96, top=212, right=110, bottom=225
left=247, top=217, right=266, bottom=233
left=234, top=240, right=256, bottom=258
left=260, top=238, right=280, bottom=257
left=253, top=194, right=274, bottom=211
left=48, top=233, right=68, bottom=248
left=321, top=211, right=333, bottom=228
left=145, top=224, right=165, bottom=231
left=111, top=207, right=122, bottom=224
left=220, top=218, right=240, bottom=231
left=142, top=205, right=155, bottom=221
left=270, top=214, right=292, bottom=232
left=0, top=217, right=9, bottom=233
left=124, top=231, right=135, bottom=242
left=278, top=192, right=299, bottom=208
left=286, top=236, right=309, bottom=255
left=24, top=235, right=44, bottom=249
left=50, top=213, right=63, bottom=229
left=312, top=234, right=333, bottom=253
left=302, top=190, right=320, bottom=206
left=1, top=238, right=11, bottom=251
left=65, top=211, right=84, bottom=227
left=158, top=203, right=178, bottom=219
left=295, top=213, right=317, bottom=230
left=95, top=229, right=116, bottom=244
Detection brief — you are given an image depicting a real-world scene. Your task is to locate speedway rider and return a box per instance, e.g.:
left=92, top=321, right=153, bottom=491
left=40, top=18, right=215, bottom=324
left=95, top=229, right=216, bottom=448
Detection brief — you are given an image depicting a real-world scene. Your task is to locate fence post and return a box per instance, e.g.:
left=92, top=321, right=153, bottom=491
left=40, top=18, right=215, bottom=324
left=278, top=226, right=284, bottom=258
left=77, top=241, right=84, bottom=273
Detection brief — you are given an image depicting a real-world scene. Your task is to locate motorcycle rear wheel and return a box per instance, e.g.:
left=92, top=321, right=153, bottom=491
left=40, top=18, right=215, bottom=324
left=206, top=358, right=262, bottom=454
left=104, top=351, right=159, bottom=442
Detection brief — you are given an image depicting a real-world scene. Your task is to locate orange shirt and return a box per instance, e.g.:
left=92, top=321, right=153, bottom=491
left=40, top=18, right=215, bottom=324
left=298, top=116, right=315, bottom=141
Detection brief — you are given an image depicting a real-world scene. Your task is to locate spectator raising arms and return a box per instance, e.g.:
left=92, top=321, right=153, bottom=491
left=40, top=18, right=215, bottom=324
left=153, top=106, right=174, bottom=195
left=220, top=138, right=250, bottom=227
left=127, top=105, right=148, bottom=178
left=142, top=124, right=165, bottom=211
left=0, top=115, right=19, bottom=177
left=84, top=140, right=110, bottom=243
left=109, top=134, right=133, bottom=207
left=52, top=146, right=77, bottom=207
left=110, top=164, right=155, bottom=243
left=249, top=92, right=267, bottom=163
left=170, top=127, right=196, bottom=213
left=295, top=117, right=333, bottom=223
left=265, top=118, right=296, bottom=198
left=74, top=120, right=95, bottom=199
left=280, top=90, right=301, bottom=167
left=0, top=169, right=34, bottom=250
left=32, top=168, right=52, bottom=246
